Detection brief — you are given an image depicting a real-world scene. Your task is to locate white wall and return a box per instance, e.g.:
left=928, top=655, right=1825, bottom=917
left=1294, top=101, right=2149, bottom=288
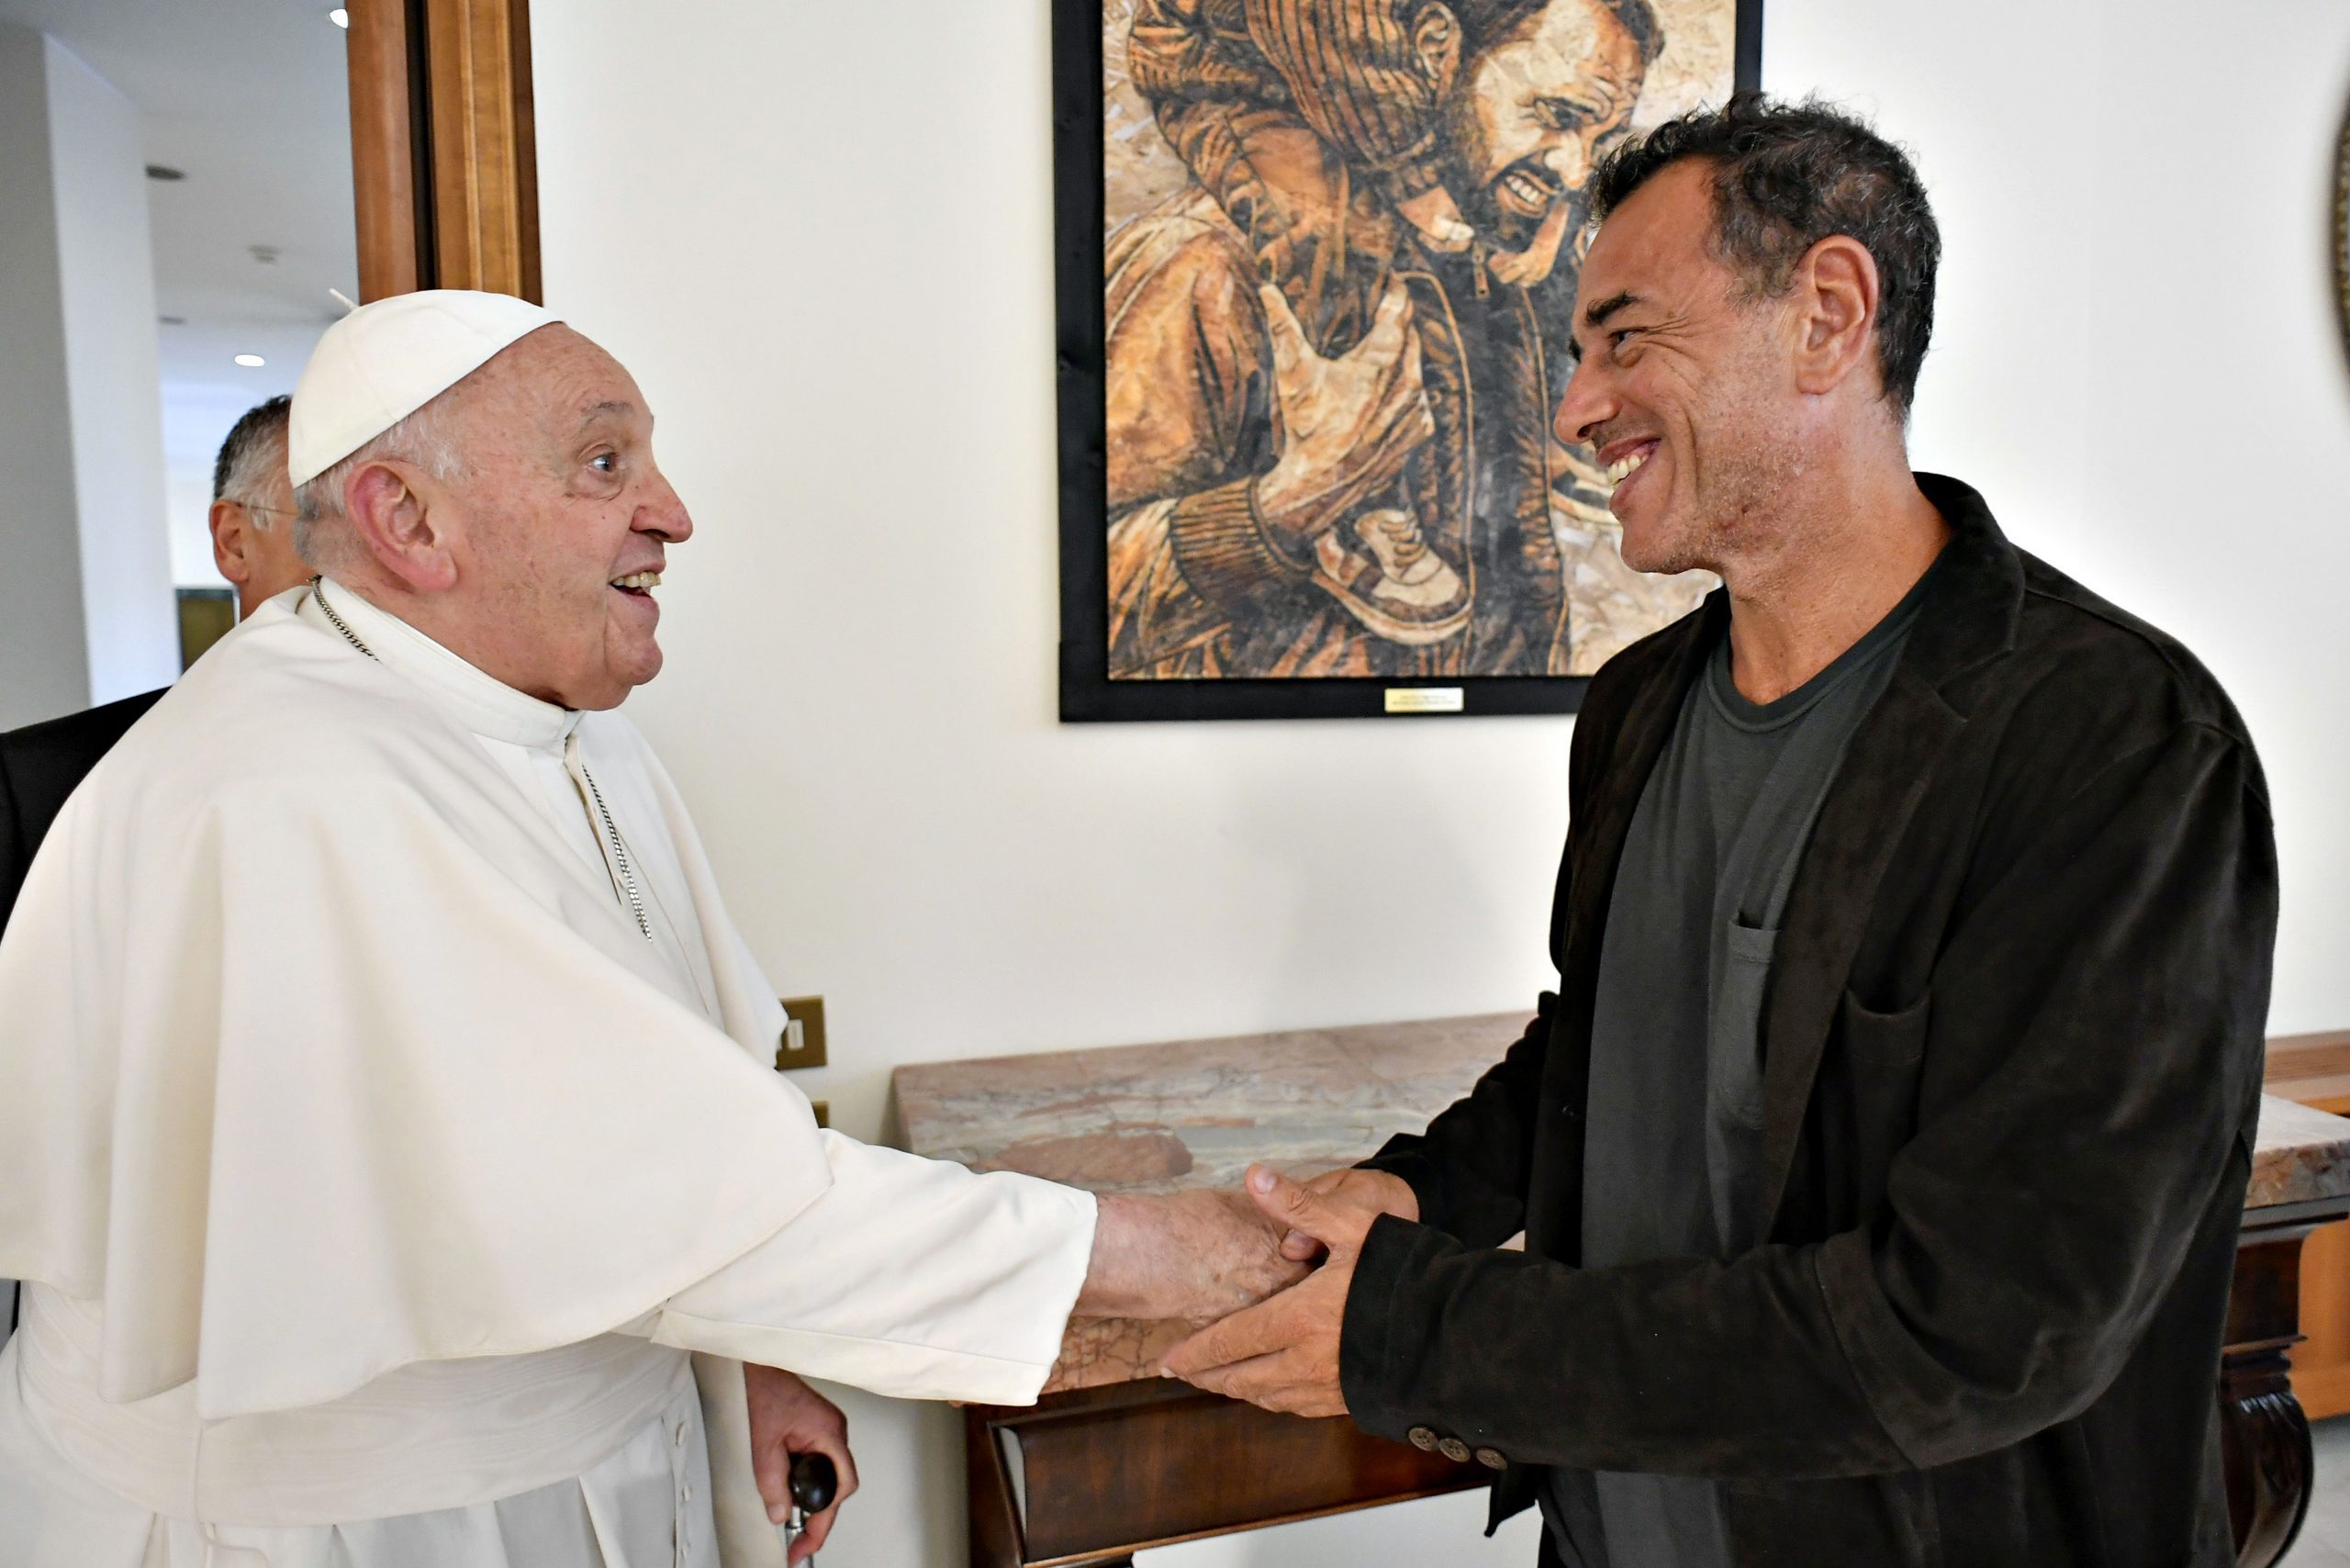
left=44, top=34, right=178, bottom=706
left=0, top=23, right=94, bottom=729
left=0, top=24, right=180, bottom=727
left=531, top=1, right=2350, bottom=1562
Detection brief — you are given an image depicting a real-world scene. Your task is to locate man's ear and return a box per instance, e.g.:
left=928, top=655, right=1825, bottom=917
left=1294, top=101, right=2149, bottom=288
left=1412, top=4, right=1460, bottom=99
left=207, top=499, right=254, bottom=586
left=343, top=460, right=460, bottom=592
left=1789, top=234, right=1882, bottom=400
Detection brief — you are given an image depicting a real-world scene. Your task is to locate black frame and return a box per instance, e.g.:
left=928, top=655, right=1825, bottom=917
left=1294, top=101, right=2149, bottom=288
left=1056, top=0, right=1764, bottom=722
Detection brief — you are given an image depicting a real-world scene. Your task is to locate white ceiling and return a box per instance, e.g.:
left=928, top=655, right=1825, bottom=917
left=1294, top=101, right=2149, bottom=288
left=0, top=0, right=357, bottom=580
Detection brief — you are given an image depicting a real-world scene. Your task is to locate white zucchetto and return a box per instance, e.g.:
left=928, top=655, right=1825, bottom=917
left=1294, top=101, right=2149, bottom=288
left=288, top=288, right=563, bottom=487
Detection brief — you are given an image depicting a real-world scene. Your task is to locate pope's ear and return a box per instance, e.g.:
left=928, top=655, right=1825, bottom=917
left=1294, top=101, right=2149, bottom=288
left=1412, top=4, right=1460, bottom=97
left=344, top=459, right=458, bottom=592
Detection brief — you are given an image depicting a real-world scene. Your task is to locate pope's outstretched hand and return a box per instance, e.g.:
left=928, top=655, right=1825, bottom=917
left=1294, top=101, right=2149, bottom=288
left=1075, top=1185, right=1315, bottom=1324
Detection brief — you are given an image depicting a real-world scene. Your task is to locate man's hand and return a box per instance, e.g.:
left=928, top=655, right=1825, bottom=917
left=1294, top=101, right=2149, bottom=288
left=744, top=1363, right=858, bottom=1564
left=1162, top=1166, right=1381, bottom=1417
left=1273, top=1167, right=1419, bottom=1262
left=1078, top=1184, right=1312, bottom=1323
left=1252, top=281, right=1437, bottom=548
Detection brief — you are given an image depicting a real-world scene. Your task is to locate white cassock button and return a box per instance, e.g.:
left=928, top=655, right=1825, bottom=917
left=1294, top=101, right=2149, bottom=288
left=674, top=1420, right=688, bottom=1449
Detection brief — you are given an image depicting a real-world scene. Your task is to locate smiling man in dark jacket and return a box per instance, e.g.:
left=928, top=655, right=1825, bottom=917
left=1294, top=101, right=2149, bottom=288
left=1166, top=94, right=2278, bottom=1568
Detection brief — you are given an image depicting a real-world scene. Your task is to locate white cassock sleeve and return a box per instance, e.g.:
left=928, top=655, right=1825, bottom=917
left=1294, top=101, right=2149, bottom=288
left=0, top=695, right=1091, bottom=1421
left=642, top=1132, right=1094, bottom=1406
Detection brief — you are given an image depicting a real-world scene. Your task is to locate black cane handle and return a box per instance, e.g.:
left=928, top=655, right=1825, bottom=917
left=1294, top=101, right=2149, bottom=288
left=789, top=1451, right=838, bottom=1515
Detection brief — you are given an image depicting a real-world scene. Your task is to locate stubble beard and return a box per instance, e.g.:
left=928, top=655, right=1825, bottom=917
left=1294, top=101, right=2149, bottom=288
left=1621, top=429, right=1807, bottom=580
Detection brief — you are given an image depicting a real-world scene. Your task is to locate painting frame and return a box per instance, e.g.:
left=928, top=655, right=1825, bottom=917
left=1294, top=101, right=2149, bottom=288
left=2334, top=86, right=2349, bottom=367
left=1056, top=0, right=1764, bottom=722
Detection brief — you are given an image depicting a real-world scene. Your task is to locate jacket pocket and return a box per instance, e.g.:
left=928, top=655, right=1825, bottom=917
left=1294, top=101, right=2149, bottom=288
left=1713, top=919, right=1780, bottom=1128
left=1838, top=987, right=1932, bottom=1221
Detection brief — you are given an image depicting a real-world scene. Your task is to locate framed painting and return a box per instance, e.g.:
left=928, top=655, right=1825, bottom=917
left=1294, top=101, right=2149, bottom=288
left=1058, top=0, right=1762, bottom=720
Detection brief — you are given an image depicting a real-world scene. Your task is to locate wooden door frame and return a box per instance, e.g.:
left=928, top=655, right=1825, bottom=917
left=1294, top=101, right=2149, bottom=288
left=346, top=0, right=541, bottom=304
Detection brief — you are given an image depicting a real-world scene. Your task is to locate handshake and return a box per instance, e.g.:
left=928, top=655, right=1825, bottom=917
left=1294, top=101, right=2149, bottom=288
left=748, top=1164, right=1420, bottom=1561
left=1079, top=1163, right=1423, bottom=1419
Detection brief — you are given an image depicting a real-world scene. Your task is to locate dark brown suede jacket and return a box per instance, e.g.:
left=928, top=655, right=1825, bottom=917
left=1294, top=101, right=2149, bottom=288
left=1346, top=475, right=2279, bottom=1567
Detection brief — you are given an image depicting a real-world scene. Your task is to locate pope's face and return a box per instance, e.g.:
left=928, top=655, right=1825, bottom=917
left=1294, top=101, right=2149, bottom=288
left=435, top=326, right=693, bottom=710
left=1445, top=0, right=1645, bottom=243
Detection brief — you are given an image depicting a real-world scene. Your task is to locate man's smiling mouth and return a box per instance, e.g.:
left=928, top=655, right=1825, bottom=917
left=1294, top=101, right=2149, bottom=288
left=1604, top=444, right=1655, bottom=486
left=610, top=571, right=662, bottom=597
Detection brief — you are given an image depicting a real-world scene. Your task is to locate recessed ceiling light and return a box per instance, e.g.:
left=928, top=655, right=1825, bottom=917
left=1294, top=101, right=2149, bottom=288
left=145, top=164, right=185, bottom=182
left=329, top=8, right=349, bottom=27
left=234, top=353, right=266, bottom=368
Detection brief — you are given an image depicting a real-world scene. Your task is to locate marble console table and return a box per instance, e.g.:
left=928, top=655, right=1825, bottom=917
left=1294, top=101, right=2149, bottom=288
left=893, top=1017, right=2350, bottom=1568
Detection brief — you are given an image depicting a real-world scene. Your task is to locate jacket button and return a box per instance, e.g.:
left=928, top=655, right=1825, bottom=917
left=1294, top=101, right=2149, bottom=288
left=1407, top=1426, right=1439, bottom=1451
left=1438, top=1438, right=1472, bottom=1463
left=1475, top=1447, right=1506, bottom=1471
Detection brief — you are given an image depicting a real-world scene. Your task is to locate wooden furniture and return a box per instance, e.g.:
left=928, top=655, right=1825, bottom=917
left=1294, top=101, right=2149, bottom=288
left=895, top=1017, right=2350, bottom=1568
left=2267, top=1031, right=2350, bottom=1115
left=2231, top=1095, right=2350, bottom=1566
left=2265, top=1031, right=2350, bottom=1422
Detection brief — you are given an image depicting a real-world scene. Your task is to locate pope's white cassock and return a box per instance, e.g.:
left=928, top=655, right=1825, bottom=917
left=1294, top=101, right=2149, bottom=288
left=0, top=576, right=1097, bottom=1566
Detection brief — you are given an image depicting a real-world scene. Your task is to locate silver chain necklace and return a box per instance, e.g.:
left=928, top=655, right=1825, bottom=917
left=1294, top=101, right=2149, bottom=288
left=311, top=577, right=655, bottom=944
left=312, top=575, right=375, bottom=659
left=574, top=757, right=653, bottom=941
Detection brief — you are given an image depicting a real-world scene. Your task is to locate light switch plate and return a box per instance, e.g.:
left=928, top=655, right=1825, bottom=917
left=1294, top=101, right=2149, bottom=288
left=777, top=995, right=828, bottom=1070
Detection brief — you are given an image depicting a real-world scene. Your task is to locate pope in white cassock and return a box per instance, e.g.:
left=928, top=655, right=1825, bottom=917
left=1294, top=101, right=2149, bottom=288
left=0, top=291, right=1300, bottom=1568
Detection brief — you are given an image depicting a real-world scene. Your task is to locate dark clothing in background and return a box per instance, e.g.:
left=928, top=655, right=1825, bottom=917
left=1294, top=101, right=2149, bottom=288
left=0, top=686, right=166, bottom=1338
left=0, top=689, right=164, bottom=935
left=1566, top=571, right=1930, bottom=1567
left=1346, top=475, right=2277, bottom=1568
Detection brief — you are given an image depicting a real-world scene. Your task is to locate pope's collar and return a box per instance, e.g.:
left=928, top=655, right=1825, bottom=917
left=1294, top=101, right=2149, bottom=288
left=302, top=577, right=582, bottom=752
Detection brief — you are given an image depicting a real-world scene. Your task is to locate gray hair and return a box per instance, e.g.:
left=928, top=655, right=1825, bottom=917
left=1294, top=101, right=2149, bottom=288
left=293, top=402, right=468, bottom=574
left=213, top=396, right=293, bottom=525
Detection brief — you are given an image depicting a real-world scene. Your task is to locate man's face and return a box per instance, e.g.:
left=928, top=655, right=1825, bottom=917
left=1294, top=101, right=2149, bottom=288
left=1444, top=0, right=1645, bottom=244
left=209, top=437, right=311, bottom=620
left=424, top=325, right=693, bottom=711
left=1552, top=158, right=1807, bottom=576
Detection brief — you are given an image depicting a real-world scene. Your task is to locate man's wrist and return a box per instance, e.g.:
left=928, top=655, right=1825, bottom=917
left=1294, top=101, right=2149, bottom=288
left=1354, top=1150, right=1440, bottom=1229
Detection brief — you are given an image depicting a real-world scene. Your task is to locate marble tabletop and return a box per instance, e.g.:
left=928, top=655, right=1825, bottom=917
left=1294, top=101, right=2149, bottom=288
left=2249, top=1092, right=2350, bottom=1208
left=893, top=1016, right=2350, bottom=1393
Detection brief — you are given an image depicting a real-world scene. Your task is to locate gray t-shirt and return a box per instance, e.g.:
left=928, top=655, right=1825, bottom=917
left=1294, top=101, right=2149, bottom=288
left=1549, top=577, right=1930, bottom=1568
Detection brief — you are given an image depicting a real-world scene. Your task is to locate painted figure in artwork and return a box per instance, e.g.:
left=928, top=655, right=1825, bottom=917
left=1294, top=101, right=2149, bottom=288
left=1103, top=0, right=1662, bottom=679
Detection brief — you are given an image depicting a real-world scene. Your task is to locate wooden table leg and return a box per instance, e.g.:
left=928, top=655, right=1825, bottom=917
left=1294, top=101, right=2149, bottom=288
left=2225, top=1200, right=2350, bottom=1568
left=2221, top=1338, right=2315, bottom=1568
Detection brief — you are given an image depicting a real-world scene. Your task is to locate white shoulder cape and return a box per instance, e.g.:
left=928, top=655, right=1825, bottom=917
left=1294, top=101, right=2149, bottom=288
left=0, top=603, right=834, bottom=1420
